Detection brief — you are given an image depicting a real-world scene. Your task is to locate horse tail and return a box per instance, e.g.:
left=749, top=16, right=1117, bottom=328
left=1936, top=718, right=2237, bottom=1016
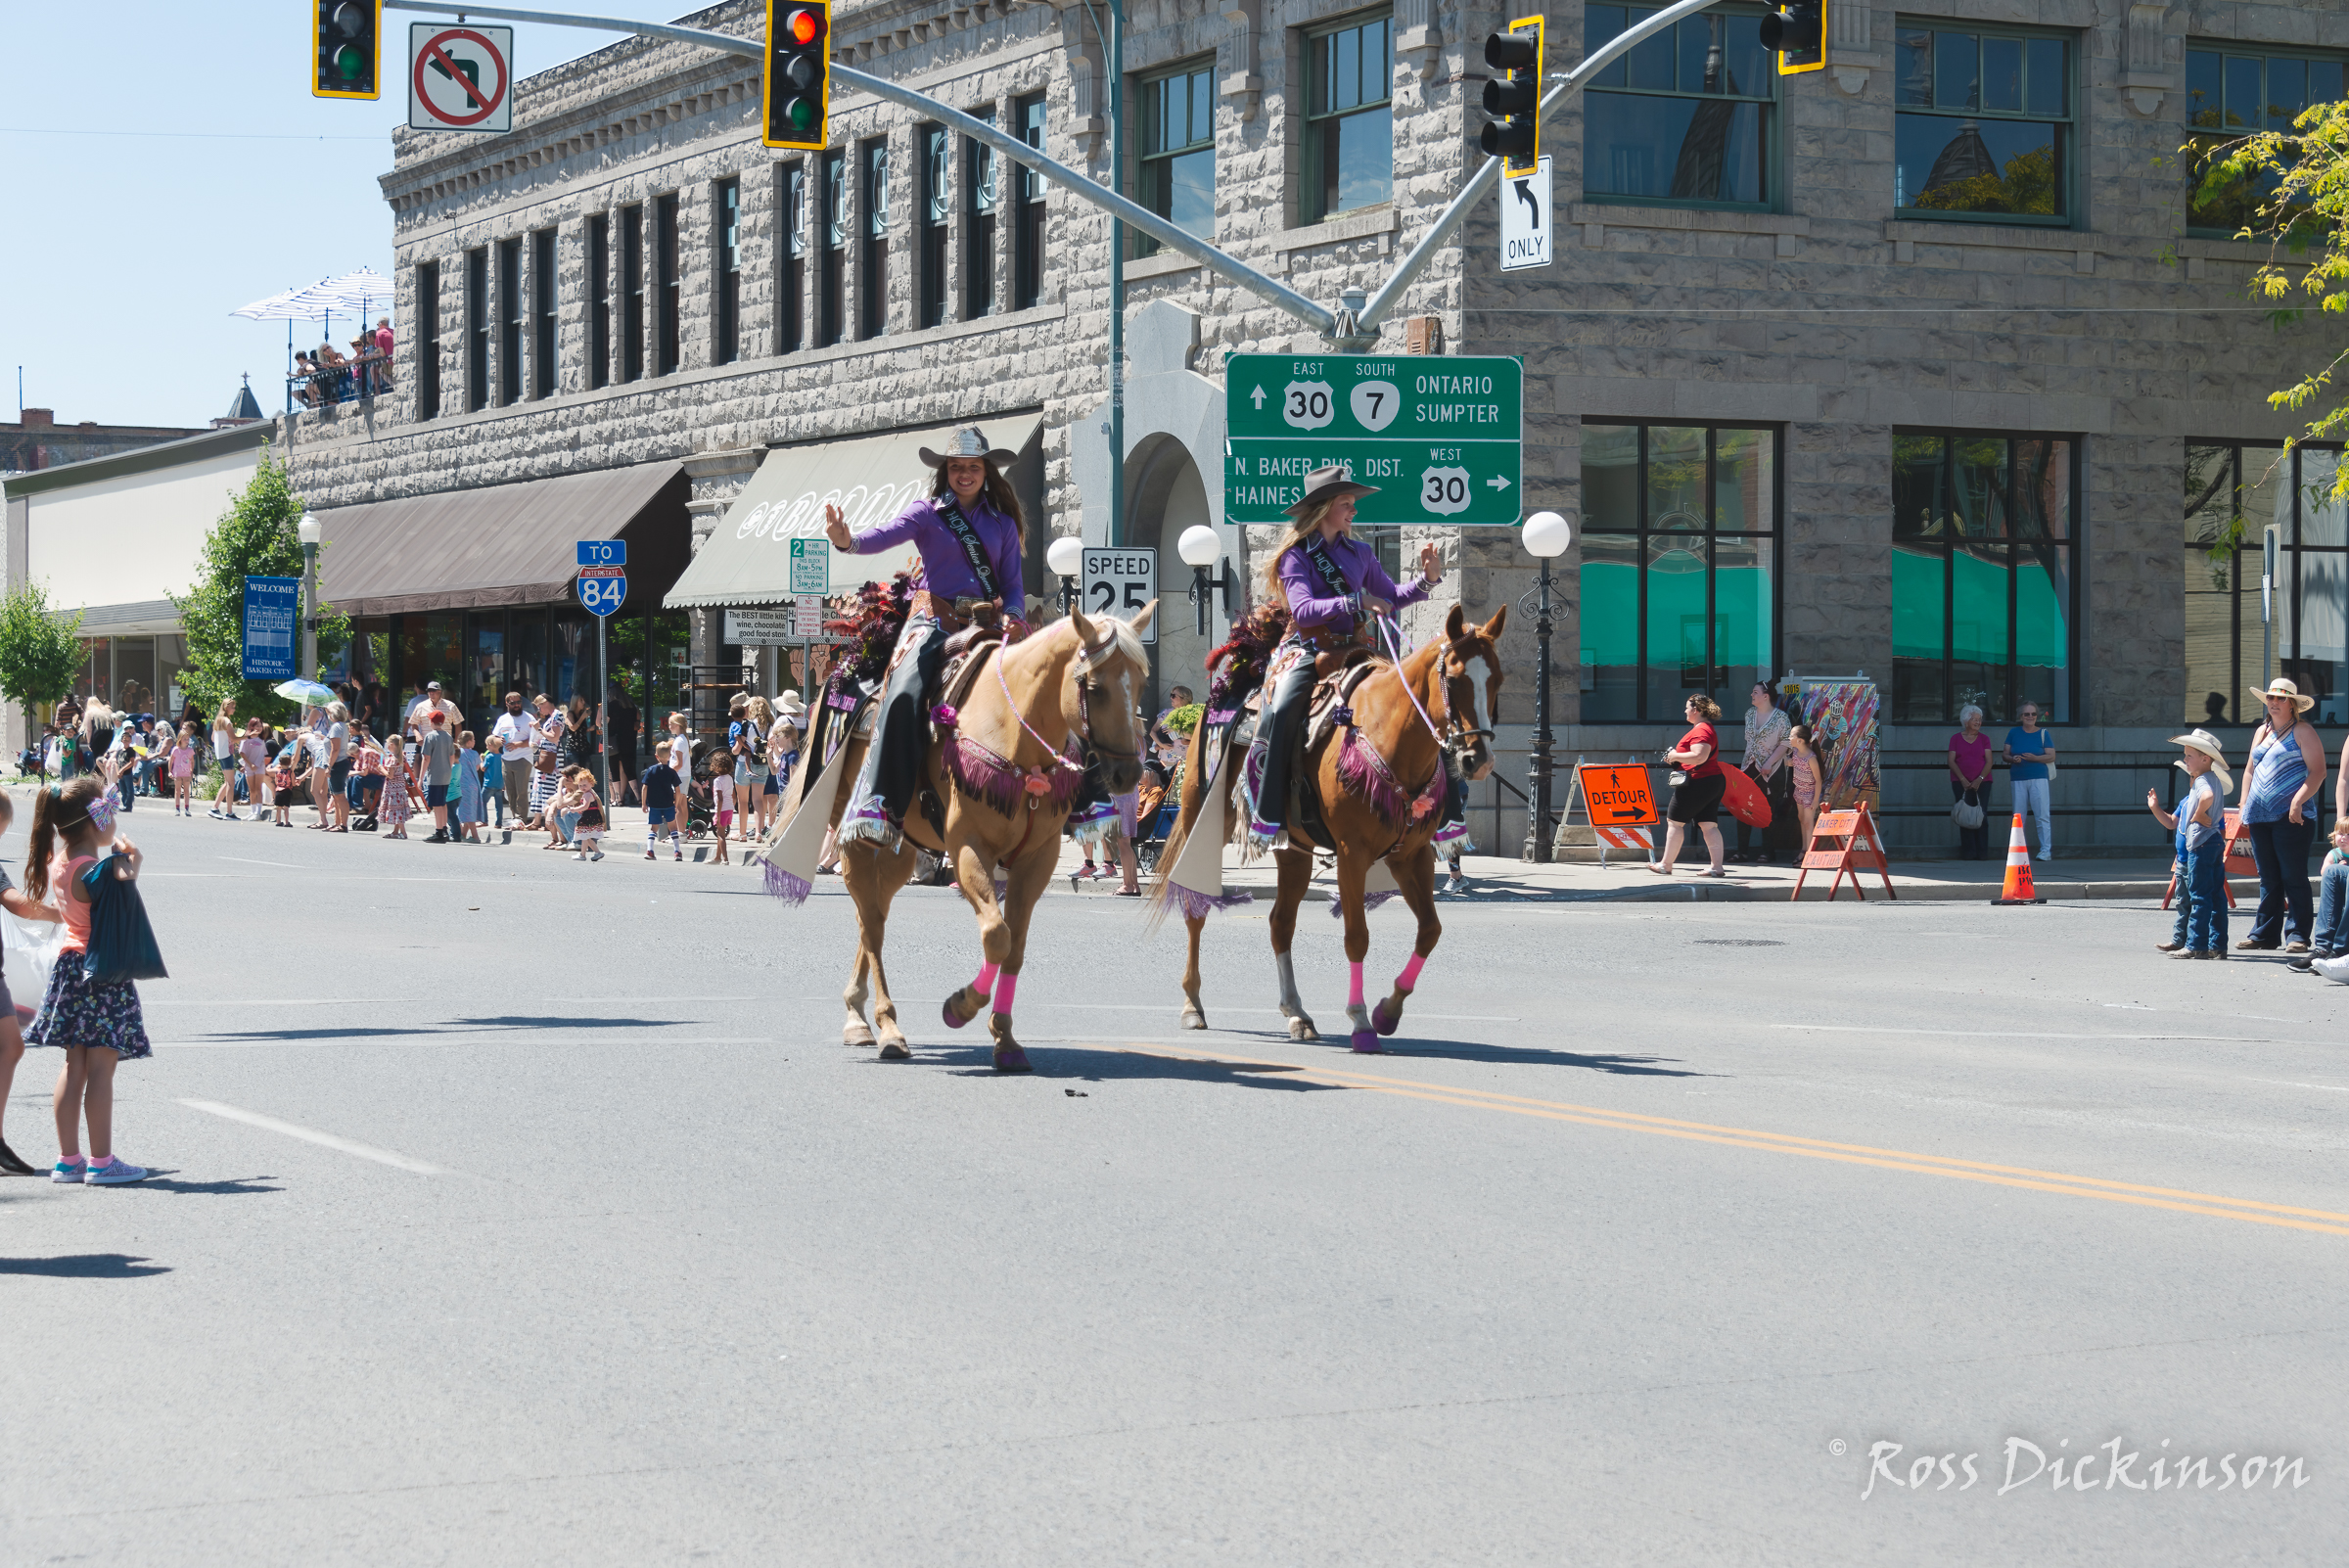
left=1144, top=715, right=1231, bottom=934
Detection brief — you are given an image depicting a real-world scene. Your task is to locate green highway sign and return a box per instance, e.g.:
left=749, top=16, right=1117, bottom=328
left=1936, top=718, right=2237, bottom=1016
left=1224, top=352, right=1524, bottom=526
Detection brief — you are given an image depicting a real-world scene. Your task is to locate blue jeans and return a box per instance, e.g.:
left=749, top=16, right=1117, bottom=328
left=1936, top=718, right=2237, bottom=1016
left=2245, top=815, right=2316, bottom=945
left=2182, top=837, right=2229, bottom=952
left=2312, top=859, right=2349, bottom=956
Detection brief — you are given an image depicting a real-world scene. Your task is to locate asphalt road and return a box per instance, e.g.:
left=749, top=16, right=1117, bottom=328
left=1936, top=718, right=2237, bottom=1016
left=3, top=807, right=2344, bottom=1565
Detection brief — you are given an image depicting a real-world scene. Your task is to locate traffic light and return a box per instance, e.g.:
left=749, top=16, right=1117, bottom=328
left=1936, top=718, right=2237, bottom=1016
left=764, top=1, right=831, bottom=151
left=1759, top=0, right=1827, bottom=74
left=312, top=0, right=381, bottom=100
left=1479, top=17, right=1545, bottom=175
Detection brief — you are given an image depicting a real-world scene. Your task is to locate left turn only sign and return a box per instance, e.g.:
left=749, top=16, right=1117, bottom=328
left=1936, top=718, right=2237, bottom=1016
left=408, top=23, right=513, bottom=134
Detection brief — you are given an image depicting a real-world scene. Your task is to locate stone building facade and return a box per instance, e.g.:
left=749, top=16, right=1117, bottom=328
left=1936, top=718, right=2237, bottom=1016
left=279, top=0, right=2349, bottom=855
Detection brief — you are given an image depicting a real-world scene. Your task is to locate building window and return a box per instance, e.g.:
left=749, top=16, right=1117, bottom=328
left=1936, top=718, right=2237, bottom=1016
left=861, top=138, right=891, bottom=339
left=1014, top=95, right=1047, bottom=308
left=416, top=260, right=440, bottom=419
left=820, top=149, right=847, bottom=346
left=531, top=228, right=557, bottom=397
left=1303, top=12, right=1392, bottom=223
left=495, top=237, right=522, bottom=407
left=966, top=108, right=997, bottom=319
left=2186, top=46, right=2348, bottom=237
left=1583, top=5, right=1774, bottom=208
left=654, top=193, right=680, bottom=375
left=1890, top=432, right=2076, bottom=725
left=714, top=178, right=741, bottom=365
left=2186, top=442, right=2348, bottom=726
left=920, top=124, right=949, bottom=328
left=1137, top=64, right=1215, bottom=254
left=620, top=204, right=645, bottom=383
left=465, top=246, right=488, bottom=413
left=779, top=162, right=806, bottom=352
left=588, top=214, right=610, bottom=390
left=1580, top=423, right=1779, bottom=721
left=1893, top=23, right=2074, bottom=224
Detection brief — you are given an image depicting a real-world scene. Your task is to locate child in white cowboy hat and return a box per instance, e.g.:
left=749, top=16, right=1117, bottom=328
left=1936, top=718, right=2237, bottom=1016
left=2147, top=728, right=2234, bottom=959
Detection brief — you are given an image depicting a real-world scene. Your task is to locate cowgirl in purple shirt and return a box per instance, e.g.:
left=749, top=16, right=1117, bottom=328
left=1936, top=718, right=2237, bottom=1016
left=1244, top=464, right=1441, bottom=850
left=825, top=426, right=1030, bottom=848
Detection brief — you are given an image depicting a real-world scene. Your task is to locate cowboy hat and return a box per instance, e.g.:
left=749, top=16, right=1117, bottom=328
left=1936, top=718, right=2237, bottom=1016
left=2167, top=728, right=2234, bottom=795
left=917, top=426, right=1018, bottom=469
left=2249, top=677, right=2316, bottom=713
left=1283, top=464, right=1380, bottom=519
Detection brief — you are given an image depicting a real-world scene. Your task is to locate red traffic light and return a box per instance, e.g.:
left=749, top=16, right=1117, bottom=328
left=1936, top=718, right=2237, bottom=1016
left=788, top=8, right=823, bottom=45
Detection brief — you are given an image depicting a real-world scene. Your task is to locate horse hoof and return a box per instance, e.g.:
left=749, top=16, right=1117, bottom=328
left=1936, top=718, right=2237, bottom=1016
left=878, top=1040, right=912, bottom=1061
left=1349, top=1031, right=1383, bottom=1054
left=1288, top=1017, right=1320, bottom=1042
left=1371, top=1001, right=1401, bottom=1038
left=992, top=1042, right=1033, bottom=1074
left=845, top=1024, right=876, bottom=1048
left=943, top=995, right=971, bottom=1031
left=1180, top=1006, right=1207, bottom=1032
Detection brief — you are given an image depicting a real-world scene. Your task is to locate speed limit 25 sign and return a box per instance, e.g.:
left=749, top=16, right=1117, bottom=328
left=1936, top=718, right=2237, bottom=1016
left=1081, top=548, right=1156, bottom=645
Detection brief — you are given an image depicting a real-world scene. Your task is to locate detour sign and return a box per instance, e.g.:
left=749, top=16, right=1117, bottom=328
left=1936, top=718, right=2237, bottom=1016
left=1578, top=763, right=1658, bottom=826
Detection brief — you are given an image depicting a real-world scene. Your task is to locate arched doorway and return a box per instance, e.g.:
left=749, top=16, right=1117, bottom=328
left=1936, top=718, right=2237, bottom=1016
left=1124, top=433, right=1215, bottom=721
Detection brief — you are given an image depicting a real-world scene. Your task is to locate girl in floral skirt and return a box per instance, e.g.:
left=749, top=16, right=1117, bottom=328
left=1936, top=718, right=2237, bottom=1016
left=23, top=778, right=152, bottom=1185
left=379, top=732, right=417, bottom=838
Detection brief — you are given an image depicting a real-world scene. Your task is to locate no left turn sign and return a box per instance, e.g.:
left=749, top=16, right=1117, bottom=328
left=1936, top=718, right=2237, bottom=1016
left=408, top=23, right=513, bottom=134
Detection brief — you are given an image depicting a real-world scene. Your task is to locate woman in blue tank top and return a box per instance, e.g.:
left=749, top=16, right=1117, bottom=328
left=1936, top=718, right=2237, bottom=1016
left=2239, top=678, right=2328, bottom=951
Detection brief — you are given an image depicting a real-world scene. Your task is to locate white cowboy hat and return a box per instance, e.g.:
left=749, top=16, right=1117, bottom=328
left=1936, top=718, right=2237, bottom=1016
left=2166, top=729, right=2234, bottom=796
left=916, top=425, right=1018, bottom=469
left=2249, top=677, right=2316, bottom=713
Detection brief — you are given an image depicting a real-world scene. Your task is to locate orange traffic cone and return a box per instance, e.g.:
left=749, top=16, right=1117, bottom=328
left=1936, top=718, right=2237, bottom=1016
left=1994, top=812, right=2045, bottom=905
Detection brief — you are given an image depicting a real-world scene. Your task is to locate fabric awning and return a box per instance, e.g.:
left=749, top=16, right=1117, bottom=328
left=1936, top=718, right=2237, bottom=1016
left=664, top=418, right=1042, bottom=609
left=315, top=461, right=688, bottom=620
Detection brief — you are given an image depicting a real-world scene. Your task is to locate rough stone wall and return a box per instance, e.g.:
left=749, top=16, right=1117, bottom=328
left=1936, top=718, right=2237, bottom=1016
left=1460, top=0, right=2349, bottom=730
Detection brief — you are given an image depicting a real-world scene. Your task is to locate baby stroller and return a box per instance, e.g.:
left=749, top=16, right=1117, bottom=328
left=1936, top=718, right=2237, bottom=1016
left=680, top=736, right=721, bottom=841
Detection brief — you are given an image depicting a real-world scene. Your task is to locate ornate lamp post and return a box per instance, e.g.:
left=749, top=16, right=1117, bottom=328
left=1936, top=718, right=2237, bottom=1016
left=1520, top=509, right=1571, bottom=862
left=297, top=512, right=323, bottom=680
left=1177, top=524, right=1229, bottom=636
left=1046, top=534, right=1083, bottom=620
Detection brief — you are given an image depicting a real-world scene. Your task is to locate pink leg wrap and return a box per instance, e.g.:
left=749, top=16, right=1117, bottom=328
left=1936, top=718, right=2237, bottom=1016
left=1397, top=952, right=1426, bottom=991
left=971, top=962, right=999, bottom=999
left=993, top=973, right=1018, bottom=1014
left=1348, top=963, right=1365, bottom=1008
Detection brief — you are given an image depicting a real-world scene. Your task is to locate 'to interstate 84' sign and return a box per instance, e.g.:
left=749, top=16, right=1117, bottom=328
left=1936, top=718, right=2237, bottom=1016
left=1223, top=352, right=1523, bottom=527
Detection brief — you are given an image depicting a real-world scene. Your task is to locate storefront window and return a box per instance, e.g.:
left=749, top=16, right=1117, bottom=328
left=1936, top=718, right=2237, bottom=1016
left=2186, top=441, right=2347, bottom=725
left=1580, top=422, right=1778, bottom=720
left=467, top=613, right=507, bottom=726
left=1891, top=431, right=2075, bottom=724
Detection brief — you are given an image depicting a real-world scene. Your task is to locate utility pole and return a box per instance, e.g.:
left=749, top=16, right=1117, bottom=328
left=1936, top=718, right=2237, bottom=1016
left=1107, top=0, right=1125, bottom=550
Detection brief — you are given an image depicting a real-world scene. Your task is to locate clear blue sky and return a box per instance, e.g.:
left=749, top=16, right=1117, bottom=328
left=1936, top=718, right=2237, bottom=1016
left=0, top=4, right=648, bottom=429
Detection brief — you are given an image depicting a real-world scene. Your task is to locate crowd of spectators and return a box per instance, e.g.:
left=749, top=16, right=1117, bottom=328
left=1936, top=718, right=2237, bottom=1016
left=292, top=317, right=394, bottom=407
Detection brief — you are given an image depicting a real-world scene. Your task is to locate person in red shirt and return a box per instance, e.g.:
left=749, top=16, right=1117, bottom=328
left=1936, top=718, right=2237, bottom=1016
left=1650, top=694, right=1728, bottom=878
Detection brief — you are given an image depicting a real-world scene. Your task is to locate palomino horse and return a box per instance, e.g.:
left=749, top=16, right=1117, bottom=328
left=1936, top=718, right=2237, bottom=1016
left=807, top=605, right=1152, bottom=1071
left=1156, top=604, right=1506, bottom=1051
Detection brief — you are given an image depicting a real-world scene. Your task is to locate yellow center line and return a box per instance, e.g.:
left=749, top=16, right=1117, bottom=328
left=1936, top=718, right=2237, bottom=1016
left=1112, top=1042, right=2349, bottom=1239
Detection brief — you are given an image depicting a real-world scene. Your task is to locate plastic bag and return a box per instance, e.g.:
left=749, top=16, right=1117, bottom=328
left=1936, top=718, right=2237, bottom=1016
left=79, top=854, right=167, bottom=985
left=0, top=907, right=66, bottom=998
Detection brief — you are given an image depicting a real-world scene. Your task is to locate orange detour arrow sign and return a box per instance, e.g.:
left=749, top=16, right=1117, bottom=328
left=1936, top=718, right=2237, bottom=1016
left=1793, top=805, right=1896, bottom=902
left=1578, top=763, right=1658, bottom=825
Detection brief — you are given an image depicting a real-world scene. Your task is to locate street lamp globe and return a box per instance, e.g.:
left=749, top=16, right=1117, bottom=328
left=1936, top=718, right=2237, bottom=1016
left=1522, top=510, right=1570, bottom=559
left=1045, top=535, right=1084, bottom=577
left=298, top=513, right=322, bottom=548
left=1176, top=525, right=1221, bottom=568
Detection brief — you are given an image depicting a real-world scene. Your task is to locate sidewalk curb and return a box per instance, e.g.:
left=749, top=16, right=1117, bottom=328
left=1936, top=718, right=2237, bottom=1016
left=1171, top=875, right=2265, bottom=907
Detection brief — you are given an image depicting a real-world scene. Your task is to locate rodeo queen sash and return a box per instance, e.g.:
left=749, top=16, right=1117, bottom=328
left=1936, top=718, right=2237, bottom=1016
left=931, top=494, right=1002, bottom=602
left=1297, top=531, right=1353, bottom=604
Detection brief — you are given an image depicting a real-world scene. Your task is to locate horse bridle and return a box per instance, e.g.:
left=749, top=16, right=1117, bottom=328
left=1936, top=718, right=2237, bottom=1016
left=1069, top=624, right=1141, bottom=766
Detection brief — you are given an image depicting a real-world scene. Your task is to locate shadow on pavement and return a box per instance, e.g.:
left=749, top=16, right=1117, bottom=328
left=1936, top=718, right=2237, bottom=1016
left=916, top=1043, right=1342, bottom=1090
left=1369, top=1043, right=1709, bottom=1077
left=193, top=1016, right=684, bottom=1042
left=137, top=1173, right=286, bottom=1195
left=0, top=1253, right=171, bottom=1277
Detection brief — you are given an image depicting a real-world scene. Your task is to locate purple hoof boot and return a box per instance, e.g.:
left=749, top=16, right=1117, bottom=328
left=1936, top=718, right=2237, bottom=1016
left=992, top=1038, right=1033, bottom=1074
left=1371, top=1000, right=1403, bottom=1037
left=943, top=992, right=975, bottom=1031
left=1350, top=1030, right=1383, bottom=1054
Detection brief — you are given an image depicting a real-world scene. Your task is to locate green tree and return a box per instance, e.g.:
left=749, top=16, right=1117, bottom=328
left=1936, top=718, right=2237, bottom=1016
left=2193, top=102, right=2349, bottom=498
left=169, top=443, right=349, bottom=725
left=0, top=578, right=86, bottom=769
